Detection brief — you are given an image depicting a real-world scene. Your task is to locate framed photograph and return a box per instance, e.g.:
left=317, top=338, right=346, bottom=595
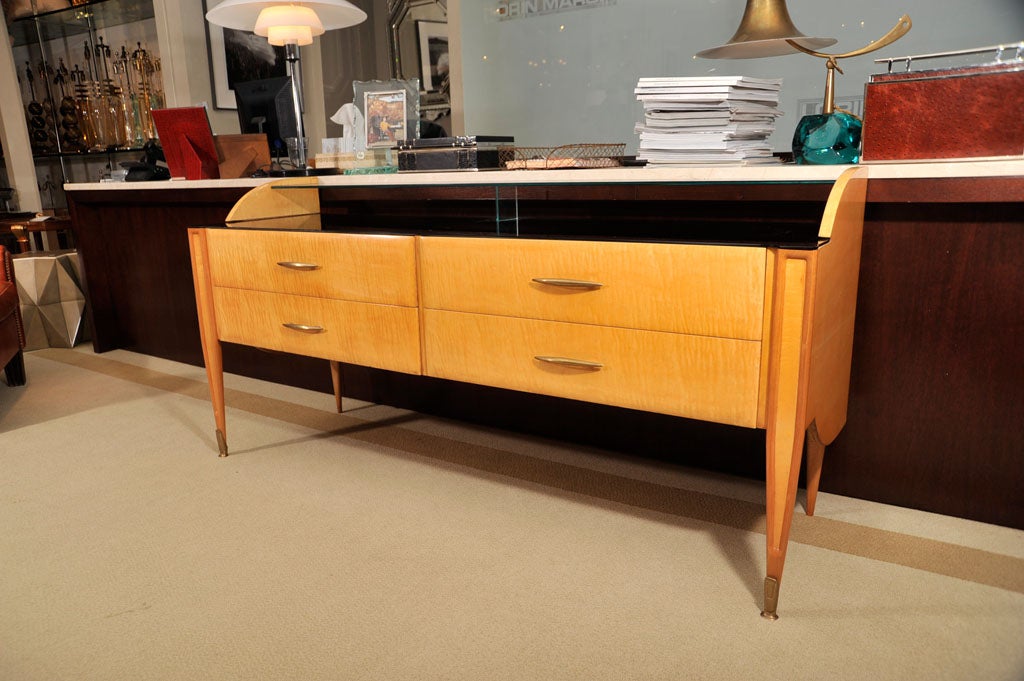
left=364, top=90, right=409, bottom=148
left=416, top=21, right=449, bottom=92
left=203, top=0, right=287, bottom=109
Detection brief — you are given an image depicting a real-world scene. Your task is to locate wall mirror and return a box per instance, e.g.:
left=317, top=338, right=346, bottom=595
left=387, top=0, right=450, bottom=132
left=456, top=0, right=1023, bottom=153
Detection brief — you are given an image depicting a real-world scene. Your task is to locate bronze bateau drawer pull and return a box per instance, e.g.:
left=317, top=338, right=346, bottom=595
left=282, top=323, right=326, bottom=334
left=531, top=277, right=603, bottom=290
left=534, top=355, right=603, bottom=370
left=277, top=261, right=320, bottom=271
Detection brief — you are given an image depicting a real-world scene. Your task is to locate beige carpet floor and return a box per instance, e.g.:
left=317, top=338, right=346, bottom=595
left=1, top=347, right=1023, bottom=681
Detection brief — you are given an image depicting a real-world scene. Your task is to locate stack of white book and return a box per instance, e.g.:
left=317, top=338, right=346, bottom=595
left=634, top=76, right=783, bottom=166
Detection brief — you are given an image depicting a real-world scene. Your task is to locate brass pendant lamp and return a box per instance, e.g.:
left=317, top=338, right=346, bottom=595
left=696, top=0, right=837, bottom=59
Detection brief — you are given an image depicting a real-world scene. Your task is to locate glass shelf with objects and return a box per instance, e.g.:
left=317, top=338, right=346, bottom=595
left=12, top=145, right=150, bottom=161
left=7, top=0, right=156, bottom=47
left=8, top=0, right=165, bottom=211
left=255, top=174, right=839, bottom=246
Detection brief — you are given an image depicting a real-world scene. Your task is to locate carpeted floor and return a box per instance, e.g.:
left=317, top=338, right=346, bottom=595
left=2, top=348, right=1023, bottom=680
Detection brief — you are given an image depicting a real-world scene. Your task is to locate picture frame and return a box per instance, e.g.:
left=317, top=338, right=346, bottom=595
left=203, top=0, right=287, bottom=110
left=364, top=89, right=409, bottom=148
left=353, top=79, right=420, bottom=150
left=151, top=107, right=220, bottom=180
left=416, top=21, right=449, bottom=92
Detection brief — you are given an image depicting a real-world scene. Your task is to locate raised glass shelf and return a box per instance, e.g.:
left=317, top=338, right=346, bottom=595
left=31, top=146, right=150, bottom=160
left=9, top=0, right=155, bottom=48
left=242, top=171, right=842, bottom=249
left=1, top=146, right=150, bottom=164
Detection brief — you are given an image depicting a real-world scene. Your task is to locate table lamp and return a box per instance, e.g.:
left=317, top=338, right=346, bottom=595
left=697, top=0, right=911, bottom=165
left=205, top=0, right=368, bottom=175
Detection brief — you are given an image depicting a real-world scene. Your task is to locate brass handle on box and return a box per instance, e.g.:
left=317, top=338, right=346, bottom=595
left=534, top=356, right=603, bottom=370
left=282, top=323, right=325, bottom=334
left=277, top=261, right=320, bottom=271
left=532, top=277, right=603, bottom=290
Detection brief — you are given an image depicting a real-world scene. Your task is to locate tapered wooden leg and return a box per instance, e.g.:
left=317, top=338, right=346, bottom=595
left=329, top=360, right=343, bottom=413
left=805, top=422, right=825, bottom=517
left=763, top=418, right=808, bottom=620
left=189, top=228, right=229, bottom=457
left=205, top=341, right=228, bottom=457
left=762, top=252, right=816, bottom=620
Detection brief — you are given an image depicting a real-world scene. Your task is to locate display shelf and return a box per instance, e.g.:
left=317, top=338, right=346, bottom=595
left=8, top=0, right=155, bottom=47
left=6, top=0, right=162, bottom=212
left=25, top=145, right=148, bottom=161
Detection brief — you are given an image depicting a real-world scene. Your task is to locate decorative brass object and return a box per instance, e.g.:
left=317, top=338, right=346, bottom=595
left=696, top=0, right=836, bottom=59
left=698, top=2, right=913, bottom=166
left=531, top=277, right=603, bottom=290
left=534, top=356, right=604, bottom=370
left=216, top=429, right=228, bottom=457
left=787, top=15, right=912, bottom=115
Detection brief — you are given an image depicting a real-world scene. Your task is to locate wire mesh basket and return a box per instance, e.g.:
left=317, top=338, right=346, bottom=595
left=500, top=143, right=626, bottom=170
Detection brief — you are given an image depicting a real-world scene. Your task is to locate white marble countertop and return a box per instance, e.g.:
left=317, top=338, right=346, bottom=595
left=64, top=158, right=1024, bottom=192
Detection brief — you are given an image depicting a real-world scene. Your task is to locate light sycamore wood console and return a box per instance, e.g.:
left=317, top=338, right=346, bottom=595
left=188, top=168, right=868, bottom=619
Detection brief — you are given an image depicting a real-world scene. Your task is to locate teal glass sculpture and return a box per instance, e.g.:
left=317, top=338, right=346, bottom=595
left=792, top=111, right=861, bottom=165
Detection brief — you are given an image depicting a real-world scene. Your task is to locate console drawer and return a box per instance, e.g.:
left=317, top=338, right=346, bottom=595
left=423, top=309, right=761, bottom=427
left=213, top=287, right=421, bottom=374
left=419, top=237, right=766, bottom=340
left=206, top=230, right=417, bottom=306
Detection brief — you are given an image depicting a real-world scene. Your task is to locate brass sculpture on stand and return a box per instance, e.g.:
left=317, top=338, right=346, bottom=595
left=114, top=46, right=145, bottom=147
left=51, top=39, right=166, bottom=152
left=132, top=42, right=163, bottom=139
left=93, top=37, right=129, bottom=148
left=69, top=62, right=100, bottom=151
left=787, top=16, right=912, bottom=164
left=23, top=62, right=57, bottom=154
left=53, top=59, right=86, bottom=152
left=697, top=0, right=913, bottom=164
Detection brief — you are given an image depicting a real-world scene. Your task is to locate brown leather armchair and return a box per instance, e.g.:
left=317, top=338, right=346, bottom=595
left=0, top=244, right=26, bottom=386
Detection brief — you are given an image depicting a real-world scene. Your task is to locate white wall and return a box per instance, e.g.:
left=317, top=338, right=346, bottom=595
left=158, top=0, right=256, bottom=135
left=458, top=0, right=1024, bottom=152
left=0, top=15, right=40, bottom=210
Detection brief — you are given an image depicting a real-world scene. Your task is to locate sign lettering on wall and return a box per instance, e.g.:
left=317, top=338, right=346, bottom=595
left=496, top=0, right=616, bottom=21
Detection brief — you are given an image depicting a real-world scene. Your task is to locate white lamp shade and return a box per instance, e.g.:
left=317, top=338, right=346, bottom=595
left=205, top=0, right=367, bottom=33
left=255, top=6, right=323, bottom=46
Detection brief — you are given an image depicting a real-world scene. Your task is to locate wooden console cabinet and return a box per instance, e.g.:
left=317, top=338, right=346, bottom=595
left=188, top=168, right=868, bottom=619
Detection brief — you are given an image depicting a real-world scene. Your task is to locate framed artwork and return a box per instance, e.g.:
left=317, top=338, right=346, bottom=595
left=416, top=21, right=449, bottom=92
left=203, top=0, right=287, bottom=109
left=364, top=89, right=408, bottom=148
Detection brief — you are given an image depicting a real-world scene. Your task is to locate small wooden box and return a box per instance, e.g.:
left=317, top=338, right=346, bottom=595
left=215, top=134, right=271, bottom=178
left=862, top=61, right=1024, bottom=162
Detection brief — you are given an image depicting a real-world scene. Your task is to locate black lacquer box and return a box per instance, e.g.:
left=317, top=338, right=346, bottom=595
left=396, top=136, right=514, bottom=172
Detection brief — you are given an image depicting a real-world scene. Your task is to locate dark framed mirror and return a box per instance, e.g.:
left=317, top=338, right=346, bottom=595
left=387, top=0, right=449, bottom=134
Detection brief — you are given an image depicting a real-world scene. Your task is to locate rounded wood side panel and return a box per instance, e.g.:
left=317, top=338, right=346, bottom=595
left=419, top=237, right=767, bottom=340
left=206, top=230, right=418, bottom=306
left=224, top=178, right=320, bottom=223
left=423, top=309, right=761, bottom=427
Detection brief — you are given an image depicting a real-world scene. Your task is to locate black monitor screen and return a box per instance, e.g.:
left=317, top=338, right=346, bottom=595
left=234, top=77, right=299, bottom=160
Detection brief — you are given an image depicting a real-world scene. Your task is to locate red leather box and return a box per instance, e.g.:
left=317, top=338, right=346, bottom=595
left=862, top=62, right=1024, bottom=162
